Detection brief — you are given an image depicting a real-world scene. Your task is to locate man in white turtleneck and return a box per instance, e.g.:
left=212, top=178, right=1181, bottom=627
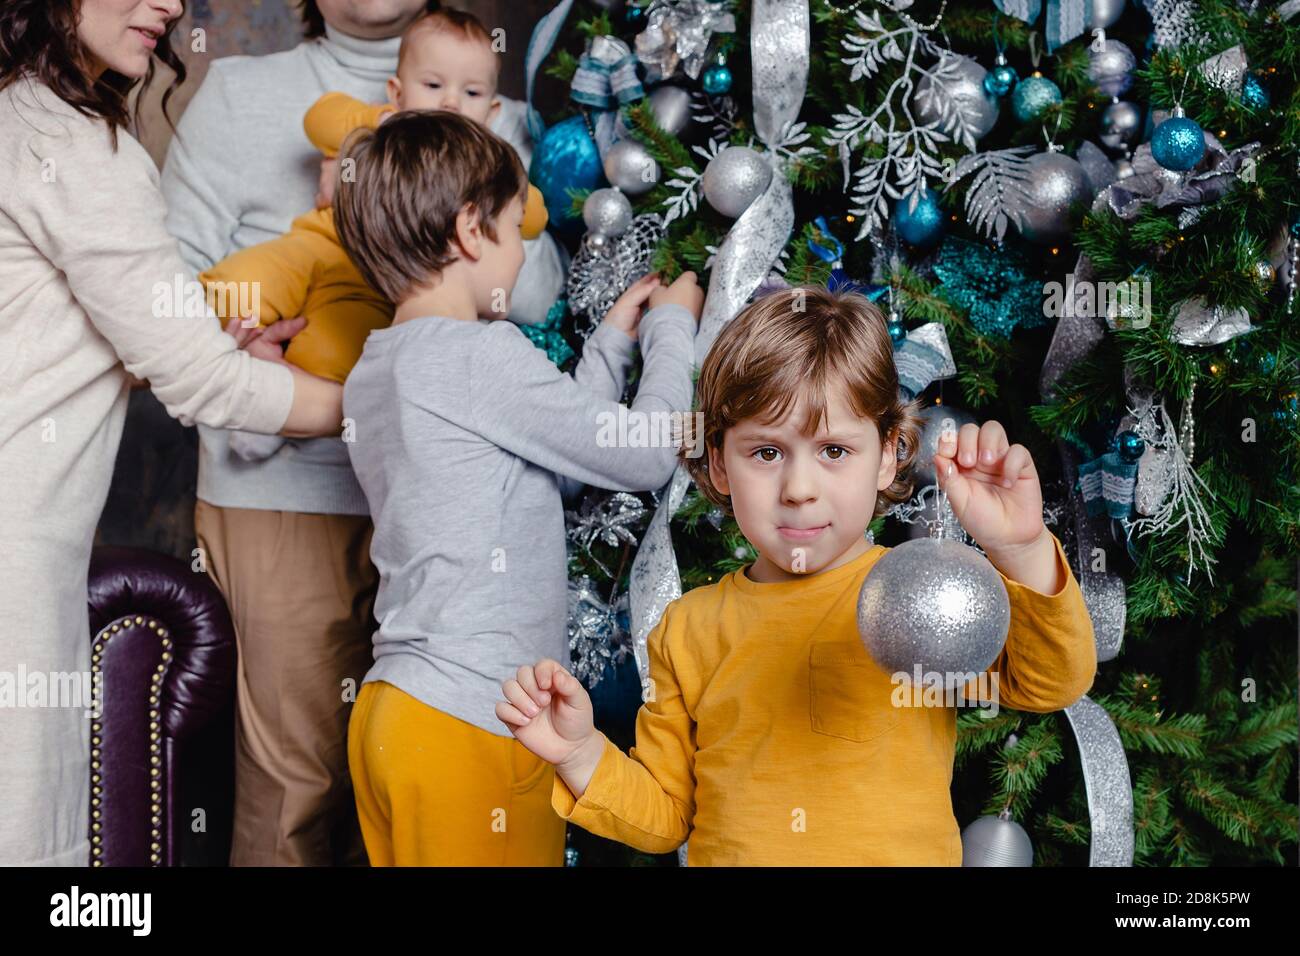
left=161, top=0, right=566, bottom=867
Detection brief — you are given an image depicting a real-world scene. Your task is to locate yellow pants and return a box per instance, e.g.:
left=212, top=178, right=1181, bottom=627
left=348, top=680, right=565, bottom=866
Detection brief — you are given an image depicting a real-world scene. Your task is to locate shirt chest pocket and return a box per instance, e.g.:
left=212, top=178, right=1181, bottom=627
left=808, top=641, right=901, bottom=743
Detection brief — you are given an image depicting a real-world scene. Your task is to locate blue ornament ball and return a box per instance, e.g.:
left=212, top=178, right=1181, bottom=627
left=529, top=116, right=605, bottom=233
left=1274, top=393, right=1298, bottom=425
left=1010, top=75, right=1062, bottom=123
left=984, top=63, right=1019, bottom=98
left=887, top=319, right=907, bottom=344
left=1115, top=430, right=1145, bottom=463
left=702, top=63, right=733, bottom=96
left=1241, top=75, right=1270, bottom=111
left=1150, top=114, right=1206, bottom=171
left=893, top=187, right=944, bottom=248
left=624, top=3, right=646, bottom=28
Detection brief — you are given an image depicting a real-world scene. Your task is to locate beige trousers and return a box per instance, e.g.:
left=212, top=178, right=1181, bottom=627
left=195, top=500, right=378, bottom=866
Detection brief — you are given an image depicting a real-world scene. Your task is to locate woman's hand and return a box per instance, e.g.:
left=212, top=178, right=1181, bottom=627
left=600, top=273, right=662, bottom=341
left=223, top=316, right=307, bottom=365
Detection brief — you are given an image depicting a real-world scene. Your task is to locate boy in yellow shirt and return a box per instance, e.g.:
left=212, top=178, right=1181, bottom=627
left=497, top=287, right=1098, bottom=865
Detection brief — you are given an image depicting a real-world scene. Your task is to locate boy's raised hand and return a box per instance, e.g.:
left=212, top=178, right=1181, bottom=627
left=933, top=419, right=1046, bottom=554
left=601, top=273, right=663, bottom=341
left=649, top=270, right=704, bottom=324
left=497, top=659, right=597, bottom=767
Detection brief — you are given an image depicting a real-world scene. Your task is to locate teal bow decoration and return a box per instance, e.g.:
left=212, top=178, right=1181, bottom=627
left=571, top=35, right=645, bottom=156
left=1077, top=451, right=1137, bottom=518
left=993, top=0, right=1094, bottom=53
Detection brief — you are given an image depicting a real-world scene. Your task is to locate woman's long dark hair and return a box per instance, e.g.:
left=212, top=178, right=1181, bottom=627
left=0, top=0, right=187, bottom=148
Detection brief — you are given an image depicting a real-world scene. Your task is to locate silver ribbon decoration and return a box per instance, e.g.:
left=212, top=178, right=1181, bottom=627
left=993, top=0, right=1094, bottom=53
left=1169, top=296, right=1253, bottom=346
left=1038, top=230, right=1134, bottom=868
left=1064, top=696, right=1135, bottom=866
left=631, top=0, right=809, bottom=703
left=634, top=0, right=737, bottom=82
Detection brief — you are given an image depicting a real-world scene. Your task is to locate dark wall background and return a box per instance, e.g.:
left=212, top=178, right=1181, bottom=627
left=98, top=0, right=568, bottom=558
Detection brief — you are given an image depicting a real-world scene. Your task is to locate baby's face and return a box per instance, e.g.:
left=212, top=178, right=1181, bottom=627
left=389, top=29, right=501, bottom=127
left=709, top=385, right=898, bottom=583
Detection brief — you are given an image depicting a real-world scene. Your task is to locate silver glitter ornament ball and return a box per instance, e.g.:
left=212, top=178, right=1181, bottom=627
left=856, top=538, right=1011, bottom=685
left=648, top=84, right=692, bottom=136
left=1099, top=100, right=1142, bottom=153
left=911, top=55, right=1000, bottom=142
left=961, top=812, right=1034, bottom=866
left=604, top=138, right=661, bottom=195
left=1090, top=0, right=1126, bottom=29
left=582, top=187, right=634, bottom=238
left=1019, top=151, right=1090, bottom=245
left=910, top=404, right=979, bottom=488
left=1087, top=39, right=1137, bottom=99
left=702, top=146, right=772, bottom=218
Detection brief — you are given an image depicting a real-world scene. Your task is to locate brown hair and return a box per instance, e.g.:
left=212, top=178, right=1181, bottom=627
left=398, top=8, right=498, bottom=76
left=684, top=286, right=922, bottom=518
left=332, top=109, right=527, bottom=303
left=0, top=0, right=187, bottom=149
left=297, top=0, right=441, bottom=39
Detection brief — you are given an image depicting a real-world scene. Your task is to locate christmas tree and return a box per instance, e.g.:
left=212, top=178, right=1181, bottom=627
left=524, top=0, right=1299, bottom=865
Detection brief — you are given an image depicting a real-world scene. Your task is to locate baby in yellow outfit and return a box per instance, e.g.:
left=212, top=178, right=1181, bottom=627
left=201, top=8, right=548, bottom=459
left=497, top=286, right=1099, bottom=865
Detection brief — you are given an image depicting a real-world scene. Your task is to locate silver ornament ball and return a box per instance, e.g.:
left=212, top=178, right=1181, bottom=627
left=1087, top=39, right=1137, bottom=99
left=910, top=405, right=980, bottom=488
left=961, top=812, right=1034, bottom=866
left=701, top=145, right=772, bottom=218
left=1090, top=0, right=1126, bottom=28
left=1019, top=151, right=1090, bottom=245
left=1099, top=100, right=1142, bottom=153
left=582, top=187, right=634, bottom=238
left=647, top=84, right=692, bottom=136
left=604, top=139, right=661, bottom=195
left=856, top=538, right=1011, bottom=685
left=912, top=55, right=1000, bottom=142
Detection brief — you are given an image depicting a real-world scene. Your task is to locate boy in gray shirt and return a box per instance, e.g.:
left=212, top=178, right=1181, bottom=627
left=333, top=110, right=701, bottom=865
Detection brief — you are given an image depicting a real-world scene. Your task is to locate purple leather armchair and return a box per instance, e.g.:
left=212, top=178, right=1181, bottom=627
left=87, top=547, right=238, bottom=866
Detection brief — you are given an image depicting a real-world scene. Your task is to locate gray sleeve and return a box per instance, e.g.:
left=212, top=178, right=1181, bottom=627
left=160, top=64, right=241, bottom=275
left=468, top=304, right=696, bottom=492
left=559, top=321, right=640, bottom=503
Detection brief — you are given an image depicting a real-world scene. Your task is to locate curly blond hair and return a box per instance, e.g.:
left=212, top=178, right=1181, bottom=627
left=682, top=286, right=922, bottom=518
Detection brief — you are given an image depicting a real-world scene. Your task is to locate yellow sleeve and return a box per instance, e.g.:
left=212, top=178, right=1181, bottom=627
left=973, top=532, right=1098, bottom=713
left=303, top=91, right=394, bottom=158
left=552, top=612, right=697, bottom=854
left=198, top=225, right=318, bottom=326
